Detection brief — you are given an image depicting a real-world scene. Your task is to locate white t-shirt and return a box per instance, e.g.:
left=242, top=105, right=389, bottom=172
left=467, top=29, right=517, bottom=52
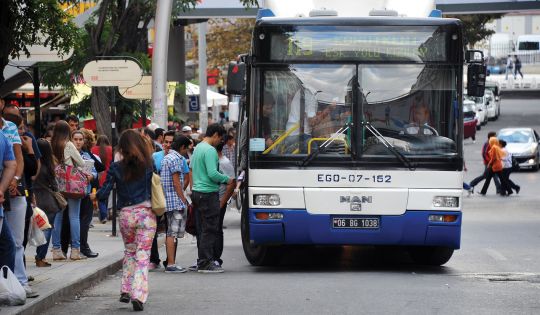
left=218, top=155, right=235, bottom=201
left=286, top=89, right=318, bottom=135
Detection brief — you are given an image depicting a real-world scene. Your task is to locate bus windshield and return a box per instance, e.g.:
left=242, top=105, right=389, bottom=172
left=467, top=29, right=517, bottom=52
left=251, top=64, right=458, bottom=161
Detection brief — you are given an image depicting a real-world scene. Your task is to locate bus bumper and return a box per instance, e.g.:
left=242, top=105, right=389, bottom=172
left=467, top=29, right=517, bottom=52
left=249, top=209, right=461, bottom=249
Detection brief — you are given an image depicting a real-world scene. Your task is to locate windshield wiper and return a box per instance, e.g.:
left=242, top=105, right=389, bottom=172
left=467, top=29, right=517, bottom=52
left=362, top=121, right=416, bottom=171
left=299, top=122, right=352, bottom=167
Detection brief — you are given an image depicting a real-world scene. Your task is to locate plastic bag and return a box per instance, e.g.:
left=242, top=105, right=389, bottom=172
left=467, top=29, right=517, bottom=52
left=28, top=220, right=47, bottom=247
left=33, top=207, right=51, bottom=230
left=0, top=266, right=26, bottom=306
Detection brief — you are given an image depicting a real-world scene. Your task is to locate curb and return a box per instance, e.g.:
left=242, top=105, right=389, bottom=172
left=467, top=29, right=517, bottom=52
left=5, top=258, right=123, bottom=315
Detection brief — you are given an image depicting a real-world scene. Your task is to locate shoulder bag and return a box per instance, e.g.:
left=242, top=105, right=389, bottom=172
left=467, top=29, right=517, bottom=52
left=54, top=157, right=88, bottom=199
left=151, top=173, right=166, bottom=216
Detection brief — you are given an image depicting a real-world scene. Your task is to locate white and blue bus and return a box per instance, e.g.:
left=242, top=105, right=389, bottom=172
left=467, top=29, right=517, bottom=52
left=228, top=10, right=485, bottom=266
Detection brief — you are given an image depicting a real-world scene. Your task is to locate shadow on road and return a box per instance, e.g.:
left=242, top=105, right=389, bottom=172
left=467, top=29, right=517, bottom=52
left=251, top=245, right=455, bottom=274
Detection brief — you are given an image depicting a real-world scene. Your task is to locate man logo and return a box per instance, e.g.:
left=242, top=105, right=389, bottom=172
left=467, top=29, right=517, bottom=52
left=340, top=195, right=373, bottom=211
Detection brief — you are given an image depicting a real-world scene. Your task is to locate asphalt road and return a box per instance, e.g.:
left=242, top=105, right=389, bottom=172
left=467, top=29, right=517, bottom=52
left=44, top=97, right=540, bottom=315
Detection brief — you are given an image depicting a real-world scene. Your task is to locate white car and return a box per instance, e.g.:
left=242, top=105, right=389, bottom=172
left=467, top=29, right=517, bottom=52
left=464, top=96, right=487, bottom=130
left=498, top=128, right=540, bottom=171
left=485, top=81, right=501, bottom=119
left=484, top=90, right=498, bottom=120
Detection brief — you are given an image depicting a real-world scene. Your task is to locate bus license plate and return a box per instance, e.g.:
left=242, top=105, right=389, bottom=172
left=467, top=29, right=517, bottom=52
left=332, top=217, right=380, bottom=229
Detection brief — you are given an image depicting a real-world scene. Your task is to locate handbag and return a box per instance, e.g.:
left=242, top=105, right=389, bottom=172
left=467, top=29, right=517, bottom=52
left=151, top=173, right=166, bottom=216
left=185, top=203, right=197, bottom=236
left=34, top=182, right=68, bottom=212
left=54, top=160, right=87, bottom=199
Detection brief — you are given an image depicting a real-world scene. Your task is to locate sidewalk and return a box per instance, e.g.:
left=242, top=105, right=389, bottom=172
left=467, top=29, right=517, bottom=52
left=1, top=218, right=124, bottom=315
left=1, top=206, right=243, bottom=315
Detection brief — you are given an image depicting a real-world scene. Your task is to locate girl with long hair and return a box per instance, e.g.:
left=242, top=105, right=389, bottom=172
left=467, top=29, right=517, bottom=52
left=93, top=129, right=155, bottom=311
left=73, top=129, right=100, bottom=258
left=34, top=139, right=63, bottom=266
left=91, top=135, right=112, bottom=223
left=50, top=120, right=87, bottom=260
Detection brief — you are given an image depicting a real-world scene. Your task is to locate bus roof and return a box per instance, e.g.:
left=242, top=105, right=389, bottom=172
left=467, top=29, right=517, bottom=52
left=256, top=16, right=462, bottom=28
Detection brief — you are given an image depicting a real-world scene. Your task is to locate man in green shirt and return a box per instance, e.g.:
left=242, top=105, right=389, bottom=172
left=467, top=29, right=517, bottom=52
left=191, top=123, right=233, bottom=273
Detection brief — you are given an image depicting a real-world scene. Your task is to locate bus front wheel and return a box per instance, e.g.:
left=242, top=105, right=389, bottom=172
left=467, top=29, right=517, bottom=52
left=240, top=207, right=282, bottom=266
left=408, top=246, right=454, bottom=266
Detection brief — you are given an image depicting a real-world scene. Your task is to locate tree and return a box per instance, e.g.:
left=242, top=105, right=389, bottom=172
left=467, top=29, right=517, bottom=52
left=446, top=14, right=504, bottom=49
left=44, top=0, right=259, bottom=139
left=187, top=19, right=256, bottom=68
left=0, top=0, right=79, bottom=84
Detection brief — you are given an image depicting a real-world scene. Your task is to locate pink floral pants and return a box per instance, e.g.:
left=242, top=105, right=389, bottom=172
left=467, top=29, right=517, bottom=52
left=119, top=205, right=156, bottom=303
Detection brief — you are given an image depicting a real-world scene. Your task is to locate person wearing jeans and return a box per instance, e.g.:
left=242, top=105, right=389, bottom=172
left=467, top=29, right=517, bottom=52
left=35, top=211, right=59, bottom=264
left=4, top=196, right=35, bottom=296
left=0, top=130, right=16, bottom=273
left=190, top=124, right=232, bottom=273
left=50, top=120, right=86, bottom=260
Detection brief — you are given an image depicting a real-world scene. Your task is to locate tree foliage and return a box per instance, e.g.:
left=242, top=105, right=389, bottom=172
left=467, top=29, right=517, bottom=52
left=446, top=14, right=504, bottom=48
left=0, top=0, right=79, bottom=84
left=11, top=0, right=260, bottom=138
left=187, top=19, right=256, bottom=68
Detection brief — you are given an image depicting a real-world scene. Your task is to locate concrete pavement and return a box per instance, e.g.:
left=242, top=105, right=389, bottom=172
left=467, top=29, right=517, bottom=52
left=1, top=219, right=124, bottom=315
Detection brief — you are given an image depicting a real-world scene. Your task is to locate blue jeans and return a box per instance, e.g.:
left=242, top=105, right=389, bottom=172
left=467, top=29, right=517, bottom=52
left=98, top=200, right=108, bottom=221
left=36, top=211, right=58, bottom=260
left=4, top=196, right=29, bottom=286
left=0, top=217, right=16, bottom=272
left=52, top=198, right=81, bottom=249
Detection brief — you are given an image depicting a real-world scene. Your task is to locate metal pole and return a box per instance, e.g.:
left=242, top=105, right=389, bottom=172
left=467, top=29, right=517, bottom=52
left=33, top=67, right=41, bottom=136
left=198, top=22, right=208, bottom=133
left=141, top=100, right=147, bottom=127
left=152, top=0, right=173, bottom=129
left=111, top=87, right=118, bottom=237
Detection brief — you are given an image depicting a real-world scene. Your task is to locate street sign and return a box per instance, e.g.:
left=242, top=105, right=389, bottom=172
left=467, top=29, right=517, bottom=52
left=188, top=95, right=200, bottom=112
left=82, top=59, right=142, bottom=87
left=119, top=76, right=152, bottom=99
left=11, top=45, right=74, bottom=62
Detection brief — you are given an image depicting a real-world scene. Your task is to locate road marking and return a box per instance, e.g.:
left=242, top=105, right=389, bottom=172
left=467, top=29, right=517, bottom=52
left=484, top=248, right=508, bottom=261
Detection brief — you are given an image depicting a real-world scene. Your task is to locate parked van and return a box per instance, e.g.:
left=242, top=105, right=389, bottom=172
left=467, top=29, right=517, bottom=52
left=517, top=35, right=540, bottom=52
left=516, top=35, right=540, bottom=63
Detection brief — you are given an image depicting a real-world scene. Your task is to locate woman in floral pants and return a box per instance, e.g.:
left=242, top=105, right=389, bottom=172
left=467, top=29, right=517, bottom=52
left=93, top=130, right=155, bottom=311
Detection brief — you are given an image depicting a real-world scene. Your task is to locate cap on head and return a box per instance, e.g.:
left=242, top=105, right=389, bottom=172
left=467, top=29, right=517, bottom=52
left=182, top=126, right=192, bottom=132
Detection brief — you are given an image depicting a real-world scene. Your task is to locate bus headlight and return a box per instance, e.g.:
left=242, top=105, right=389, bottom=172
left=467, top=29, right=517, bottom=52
left=432, top=196, right=459, bottom=208
left=254, top=194, right=281, bottom=206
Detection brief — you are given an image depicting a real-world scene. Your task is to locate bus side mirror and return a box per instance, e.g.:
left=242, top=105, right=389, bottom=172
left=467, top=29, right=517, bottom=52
left=467, top=63, right=486, bottom=97
left=227, top=62, right=246, bottom=95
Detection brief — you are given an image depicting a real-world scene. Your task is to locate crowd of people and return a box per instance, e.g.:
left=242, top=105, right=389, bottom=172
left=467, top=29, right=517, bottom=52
left=0, top=97, right=239, bottom=311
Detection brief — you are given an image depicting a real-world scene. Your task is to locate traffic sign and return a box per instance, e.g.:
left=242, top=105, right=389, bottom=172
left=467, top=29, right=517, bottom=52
left=188, top=95, right=200, bottom=112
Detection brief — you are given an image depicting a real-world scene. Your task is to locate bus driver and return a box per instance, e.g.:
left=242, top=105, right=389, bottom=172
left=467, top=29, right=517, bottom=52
left=404, top=94, right=438, bottom=136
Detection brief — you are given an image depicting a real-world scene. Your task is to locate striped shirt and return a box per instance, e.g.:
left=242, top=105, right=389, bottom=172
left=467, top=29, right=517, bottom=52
left=1, top=118, right=21, bottom=145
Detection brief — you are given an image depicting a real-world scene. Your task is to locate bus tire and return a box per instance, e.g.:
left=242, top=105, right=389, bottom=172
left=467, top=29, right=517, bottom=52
left=240, top=205, right=282, bottom=266
left=408, top=246, right=454, bottom=266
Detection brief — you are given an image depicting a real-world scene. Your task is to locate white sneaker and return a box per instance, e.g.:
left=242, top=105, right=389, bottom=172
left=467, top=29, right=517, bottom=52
left=24, top=286, right=39, bottom=298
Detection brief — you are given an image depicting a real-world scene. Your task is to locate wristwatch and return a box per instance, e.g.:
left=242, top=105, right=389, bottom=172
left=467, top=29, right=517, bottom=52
left=14, top=176, right=21, bottom=182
